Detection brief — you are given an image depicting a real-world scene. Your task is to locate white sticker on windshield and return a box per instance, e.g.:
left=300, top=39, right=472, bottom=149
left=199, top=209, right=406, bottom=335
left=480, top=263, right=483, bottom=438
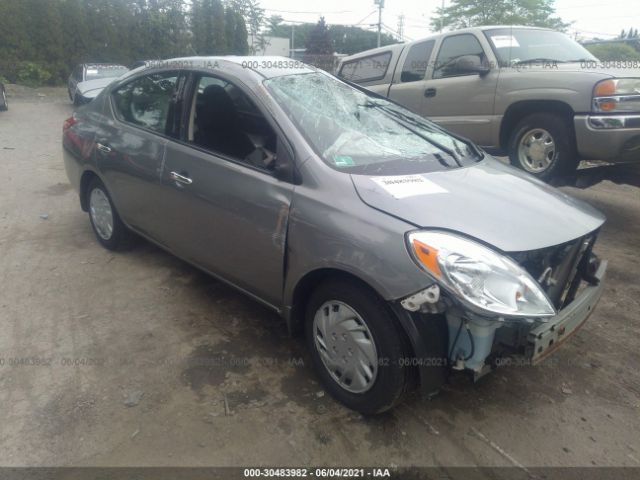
left=372, top=175, right=447, bottom=199
left=86, top=69, right=99, bottom=74
left=490, top=35, right=519, bottom=48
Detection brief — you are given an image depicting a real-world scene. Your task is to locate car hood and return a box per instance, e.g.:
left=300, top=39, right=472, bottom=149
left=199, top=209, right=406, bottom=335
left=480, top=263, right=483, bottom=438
left=350, top=157, right=605, bottom=252
left=77, top=77, right=117, bottom=94
left=506, top=62, right=640, bottom=79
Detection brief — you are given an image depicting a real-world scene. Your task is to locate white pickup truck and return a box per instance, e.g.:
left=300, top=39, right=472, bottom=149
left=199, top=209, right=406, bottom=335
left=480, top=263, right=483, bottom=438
left=337, top=25, right=640, bottom=180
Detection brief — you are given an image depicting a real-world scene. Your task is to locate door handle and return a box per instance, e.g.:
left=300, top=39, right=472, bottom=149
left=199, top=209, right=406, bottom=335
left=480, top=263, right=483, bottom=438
left=170, top=171, right=193, bottom=186
left=424, top=88, right=437, bottom=98
left=96, top=143, right=112, bottom=154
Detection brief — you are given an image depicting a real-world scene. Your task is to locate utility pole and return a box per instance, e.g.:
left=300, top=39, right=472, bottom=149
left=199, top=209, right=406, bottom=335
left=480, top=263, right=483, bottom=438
left=374, top=0, right=384, bottom=48
left=397, top=14, right=404, bottom=42
left=439, top=0, right=445, bottom=33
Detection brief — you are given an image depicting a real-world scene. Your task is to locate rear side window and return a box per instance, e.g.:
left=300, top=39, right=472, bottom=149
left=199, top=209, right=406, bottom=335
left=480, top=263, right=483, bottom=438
left=401, top=40, right=435, bottom=82
left=339, top=51, right=392, bottom=83
left=433, top=34, right=486, bottom=79
left=112, top=72, right=178, bottom=134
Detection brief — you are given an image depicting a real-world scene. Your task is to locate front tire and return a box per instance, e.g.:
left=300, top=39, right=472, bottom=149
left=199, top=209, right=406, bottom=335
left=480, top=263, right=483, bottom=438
left=87, top=178, right=132, bottom=251
left=508, top=113, right=577, bottom=181
left=305, top=279, right=413, bottom=414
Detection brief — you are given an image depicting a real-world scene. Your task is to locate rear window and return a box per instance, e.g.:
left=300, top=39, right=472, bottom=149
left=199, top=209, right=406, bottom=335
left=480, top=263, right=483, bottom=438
left=401, top=40, right=435, bottom=82
left=339, top=51, right=392, bottom=83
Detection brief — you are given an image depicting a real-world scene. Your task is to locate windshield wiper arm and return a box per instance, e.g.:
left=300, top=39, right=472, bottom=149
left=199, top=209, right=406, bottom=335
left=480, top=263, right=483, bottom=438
left=513, top=58, right=567, bottom=65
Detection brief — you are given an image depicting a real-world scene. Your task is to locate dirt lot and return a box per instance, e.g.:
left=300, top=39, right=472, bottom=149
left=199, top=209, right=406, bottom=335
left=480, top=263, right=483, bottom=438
left=1, top=86, right=639, bottom=469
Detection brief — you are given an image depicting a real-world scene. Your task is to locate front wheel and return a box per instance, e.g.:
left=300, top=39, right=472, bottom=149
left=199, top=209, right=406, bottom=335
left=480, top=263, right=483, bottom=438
left=305, top=279, right=413, bottom=414
left=508, top=113, right=577, bottom=181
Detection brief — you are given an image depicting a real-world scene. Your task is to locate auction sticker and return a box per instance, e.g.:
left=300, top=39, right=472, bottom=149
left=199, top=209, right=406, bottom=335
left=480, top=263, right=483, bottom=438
left=490, top=35, right=519, bottom=48
left=372, top=175, right=447, bottom=199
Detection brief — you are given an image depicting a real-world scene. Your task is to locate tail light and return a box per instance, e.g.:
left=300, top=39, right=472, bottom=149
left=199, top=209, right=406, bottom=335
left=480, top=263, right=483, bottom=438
left=63, top=115, right=77, bottom=131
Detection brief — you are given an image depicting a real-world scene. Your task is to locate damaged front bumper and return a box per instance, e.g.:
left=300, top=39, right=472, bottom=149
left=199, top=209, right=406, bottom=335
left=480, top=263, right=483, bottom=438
left=448, top=258, right=607, bottom=376
left=526, top=260, right=607, bottom=365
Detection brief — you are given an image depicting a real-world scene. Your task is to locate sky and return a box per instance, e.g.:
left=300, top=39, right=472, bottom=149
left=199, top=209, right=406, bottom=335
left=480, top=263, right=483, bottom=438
left=258, top=0, right=639, bottom=44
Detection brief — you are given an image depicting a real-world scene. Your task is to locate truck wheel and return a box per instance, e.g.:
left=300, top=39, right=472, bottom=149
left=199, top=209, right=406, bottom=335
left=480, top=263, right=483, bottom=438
left=508, top=113, right=577, bottom=181
left=305, top=279, right=413, bottom=414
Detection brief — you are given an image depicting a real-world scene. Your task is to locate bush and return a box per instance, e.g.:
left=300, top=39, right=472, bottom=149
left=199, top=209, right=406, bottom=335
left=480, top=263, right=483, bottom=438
left=15, top=62, right=52, bottom=88
left=586, top=43, right=640, bottom=61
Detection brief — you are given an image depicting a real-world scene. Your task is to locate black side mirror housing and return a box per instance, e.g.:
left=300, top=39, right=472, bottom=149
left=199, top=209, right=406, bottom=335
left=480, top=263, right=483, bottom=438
left=452, top=55, right=491, bottom=76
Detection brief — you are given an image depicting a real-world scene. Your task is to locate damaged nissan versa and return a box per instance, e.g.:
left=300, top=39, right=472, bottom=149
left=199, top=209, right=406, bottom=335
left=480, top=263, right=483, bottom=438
left=62, top=57, right=607, bottom=414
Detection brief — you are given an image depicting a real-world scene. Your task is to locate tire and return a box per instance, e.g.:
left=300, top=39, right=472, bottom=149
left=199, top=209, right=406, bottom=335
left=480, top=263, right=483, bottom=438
left=73, top=91, right=82, bottom=106
left=0, top=86, right=8, bottom=112
left=86, top=178, right=133, bottom=251
left=508, top=112, right=577, bottom=181
left=68, top=88, right=74, bottom=101
left=305, top=279, right=413, bottom=414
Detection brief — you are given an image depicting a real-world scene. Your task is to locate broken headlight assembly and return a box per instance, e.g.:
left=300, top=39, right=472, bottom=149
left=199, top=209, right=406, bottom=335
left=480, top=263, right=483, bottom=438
left=406, top=231, right=556, bottom=318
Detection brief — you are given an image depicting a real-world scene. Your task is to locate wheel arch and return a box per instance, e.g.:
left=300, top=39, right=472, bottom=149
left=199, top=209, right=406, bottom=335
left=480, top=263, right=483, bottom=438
left=499, top=100, right=576, bottom=150
left=286, top=268, right=387, bottom=336
left=79, top=169, right=103, bottom=212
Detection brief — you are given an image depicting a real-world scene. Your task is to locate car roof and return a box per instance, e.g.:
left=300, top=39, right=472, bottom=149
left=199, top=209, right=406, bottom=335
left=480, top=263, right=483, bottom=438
left=340, top=25, right=554, bottom=62
left=127, top=56, right=319, bottom=80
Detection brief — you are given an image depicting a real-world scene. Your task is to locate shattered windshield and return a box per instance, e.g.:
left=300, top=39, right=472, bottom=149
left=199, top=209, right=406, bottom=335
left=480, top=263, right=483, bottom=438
left=264, top=72, right=481, bottom=175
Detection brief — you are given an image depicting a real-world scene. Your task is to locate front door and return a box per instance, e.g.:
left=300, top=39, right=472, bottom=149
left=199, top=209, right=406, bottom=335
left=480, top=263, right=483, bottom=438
left=420, top=33, right=499, bottom=146
left=159, top=73, right=294, bottom=307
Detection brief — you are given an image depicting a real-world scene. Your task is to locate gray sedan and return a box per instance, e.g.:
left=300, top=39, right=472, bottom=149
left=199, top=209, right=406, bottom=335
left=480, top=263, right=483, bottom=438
left=62, top=57, right=607, bottom=414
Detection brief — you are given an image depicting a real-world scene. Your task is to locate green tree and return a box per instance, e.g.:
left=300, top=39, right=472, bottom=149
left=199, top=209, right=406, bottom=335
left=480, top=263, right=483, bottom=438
left=225, top=8, right=249, bottom=54
left=191, top=0, right=228, bottom=55
left=305, top=17, right=334, bottom=70
left=586, top=42, right=640, bottom=61
left=431, top=0, right=569, bottom=32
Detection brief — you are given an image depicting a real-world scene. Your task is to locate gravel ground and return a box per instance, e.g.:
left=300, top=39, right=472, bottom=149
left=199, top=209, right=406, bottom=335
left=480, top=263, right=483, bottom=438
left=0, top=86, right=639, bottom=469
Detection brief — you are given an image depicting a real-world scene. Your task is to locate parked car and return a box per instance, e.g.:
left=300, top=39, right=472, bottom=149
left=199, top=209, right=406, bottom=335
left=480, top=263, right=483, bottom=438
left=0, top=81, right=7, bottom=111
left=337, top=26, right=640, bottom=180
left=68, top=63, right=129, bottom=105
left=62, top=57, right=607, bottom=414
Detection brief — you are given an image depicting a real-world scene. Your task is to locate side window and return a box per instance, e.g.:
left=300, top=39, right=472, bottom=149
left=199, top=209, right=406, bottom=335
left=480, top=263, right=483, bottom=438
left=188, top=75, right=277, bottom=171
left=112, top=72, right=178, bottom=134
left=433, top=34, right=486, bottom=79
left=339, top=52, right=391, bottom=83
left=74, top=66, right=83, bottom=81
left=400, top=40, right=435, bottom=82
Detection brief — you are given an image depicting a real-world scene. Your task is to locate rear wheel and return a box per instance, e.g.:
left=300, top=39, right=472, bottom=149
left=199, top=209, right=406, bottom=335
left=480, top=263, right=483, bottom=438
left=87, top=178, right=133, bottom=250
left=0, top=86, right=7, bottom=111
left=305, top=279, right=413, bottom=414
left=508, top=113, right=577, bottom=181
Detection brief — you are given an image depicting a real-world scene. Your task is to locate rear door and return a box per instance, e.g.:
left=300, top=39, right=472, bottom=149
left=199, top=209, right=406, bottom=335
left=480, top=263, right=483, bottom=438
left=388, top=39, right=436, bottom=114
left=420, top=33, right=499, bottom=146
left=338, top=50, right=395, bottom=96
left=95, top=71, right=184, bottom=239
left=159, top=72, right=295, bottom=307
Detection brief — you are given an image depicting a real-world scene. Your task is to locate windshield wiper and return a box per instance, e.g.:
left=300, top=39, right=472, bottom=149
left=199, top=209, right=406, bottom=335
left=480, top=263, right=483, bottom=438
left=512, top=58, right=567, bottom=65
left=377, top=106, right=475, bottom=165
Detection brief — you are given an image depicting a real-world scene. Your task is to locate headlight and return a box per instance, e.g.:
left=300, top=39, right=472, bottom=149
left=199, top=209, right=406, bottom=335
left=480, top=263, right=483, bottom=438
left=407, top=231, right=556, bottom=318
left=593, top=78, right=640, bottom=113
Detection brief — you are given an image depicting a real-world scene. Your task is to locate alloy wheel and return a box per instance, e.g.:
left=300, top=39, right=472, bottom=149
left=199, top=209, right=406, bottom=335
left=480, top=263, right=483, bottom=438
left=518, top=128, right=557, bottom=173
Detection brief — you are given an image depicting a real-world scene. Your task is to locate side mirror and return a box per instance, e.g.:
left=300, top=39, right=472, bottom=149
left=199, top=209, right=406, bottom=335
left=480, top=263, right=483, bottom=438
left=452, top=55, right=490, bottom=76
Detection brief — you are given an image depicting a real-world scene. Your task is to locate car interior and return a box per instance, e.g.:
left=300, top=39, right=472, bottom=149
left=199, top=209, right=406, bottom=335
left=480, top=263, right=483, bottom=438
left=189, top=75, right=278, bottom=171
